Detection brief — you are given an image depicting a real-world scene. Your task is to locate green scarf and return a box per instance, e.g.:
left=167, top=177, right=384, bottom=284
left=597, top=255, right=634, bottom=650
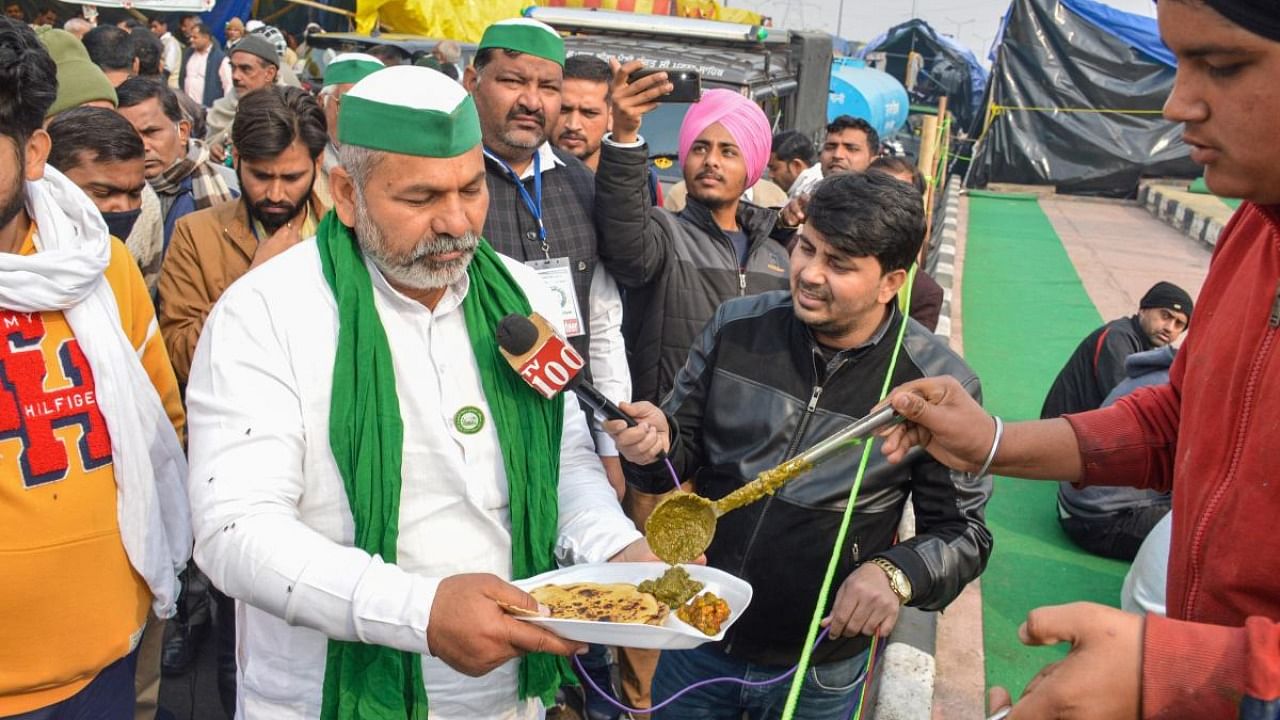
left=316, top=209, right=576, bottom=718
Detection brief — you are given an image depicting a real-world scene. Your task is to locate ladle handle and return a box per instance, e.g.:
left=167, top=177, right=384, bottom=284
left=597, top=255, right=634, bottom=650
left=713, top=406, right=904, bottom=516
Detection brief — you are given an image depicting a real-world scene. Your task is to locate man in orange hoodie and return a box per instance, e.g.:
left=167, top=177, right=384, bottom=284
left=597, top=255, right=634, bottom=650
left=0, top=17, right=188, bottom=717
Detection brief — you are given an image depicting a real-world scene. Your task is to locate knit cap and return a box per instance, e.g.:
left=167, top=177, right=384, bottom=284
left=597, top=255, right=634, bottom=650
left=229, top=33, right=278, bottom=67
left=36, top=27, right=116, bottom=119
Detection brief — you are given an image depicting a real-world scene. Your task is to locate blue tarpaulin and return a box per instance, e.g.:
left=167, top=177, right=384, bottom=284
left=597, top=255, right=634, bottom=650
left=1060, top=0, right=1174, bottom=66
left=991, top=0, right=1174, bottom=68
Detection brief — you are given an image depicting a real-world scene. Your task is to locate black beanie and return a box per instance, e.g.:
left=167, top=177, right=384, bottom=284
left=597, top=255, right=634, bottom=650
left=1140, top=281, right=1194, bottom=319
left=1202, top=0, right=1280, bottom=43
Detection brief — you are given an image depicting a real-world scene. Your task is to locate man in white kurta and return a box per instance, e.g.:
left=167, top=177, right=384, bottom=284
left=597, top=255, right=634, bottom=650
left=185, top=63, right=644, bottom=720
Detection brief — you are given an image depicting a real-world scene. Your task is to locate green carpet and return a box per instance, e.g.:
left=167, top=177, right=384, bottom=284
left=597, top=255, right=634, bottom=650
left=962, top=193, right=1131, bottom=696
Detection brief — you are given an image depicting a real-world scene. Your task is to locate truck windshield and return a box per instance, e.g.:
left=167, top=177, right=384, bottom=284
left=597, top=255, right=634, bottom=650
left=643, top=102, right=691, bottom=160
left=642, top=102, right=691, bottom=183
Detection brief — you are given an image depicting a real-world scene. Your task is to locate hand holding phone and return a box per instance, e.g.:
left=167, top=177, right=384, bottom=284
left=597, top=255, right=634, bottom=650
left=628, top=67, right=701, bottom=103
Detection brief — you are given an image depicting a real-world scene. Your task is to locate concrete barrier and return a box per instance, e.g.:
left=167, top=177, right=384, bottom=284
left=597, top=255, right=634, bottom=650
left=870, top=173, right=963, bottom=719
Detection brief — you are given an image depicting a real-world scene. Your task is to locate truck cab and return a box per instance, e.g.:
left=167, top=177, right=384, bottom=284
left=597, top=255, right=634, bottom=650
left=304, top=10, right=832, bottom=187
left=533, top=7, right=832, bottom=186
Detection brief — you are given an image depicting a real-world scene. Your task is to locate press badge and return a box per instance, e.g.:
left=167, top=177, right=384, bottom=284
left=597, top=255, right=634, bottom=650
left=527, top=257, right=584, bottom=337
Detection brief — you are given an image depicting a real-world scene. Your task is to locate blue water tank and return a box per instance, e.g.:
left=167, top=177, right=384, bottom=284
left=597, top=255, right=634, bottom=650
left=827, top=59, right=909, bottom=138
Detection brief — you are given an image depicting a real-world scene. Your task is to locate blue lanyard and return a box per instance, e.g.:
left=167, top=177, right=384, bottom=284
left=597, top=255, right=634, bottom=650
left=489, top=148, right=548, bottom=258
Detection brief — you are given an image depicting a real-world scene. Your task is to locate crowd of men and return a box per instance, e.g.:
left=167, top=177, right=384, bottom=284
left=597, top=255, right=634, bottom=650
left=2, top=1, right=1279, bottom=719
left=1, top=9, right=988, bottom=719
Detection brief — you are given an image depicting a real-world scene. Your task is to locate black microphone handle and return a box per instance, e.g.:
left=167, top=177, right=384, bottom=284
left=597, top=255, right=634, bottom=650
left=565, top=376, right=669, bottom=461
left=566, top=375, right=636, bottom=426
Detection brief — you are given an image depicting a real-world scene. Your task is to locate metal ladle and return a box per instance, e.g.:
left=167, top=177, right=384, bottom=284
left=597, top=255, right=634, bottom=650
left=645, top=406, right=904, bottom=565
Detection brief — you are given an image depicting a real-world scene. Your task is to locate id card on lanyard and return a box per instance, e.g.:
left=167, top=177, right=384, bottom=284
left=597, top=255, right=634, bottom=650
left=493, top=148, right=586, bottom=337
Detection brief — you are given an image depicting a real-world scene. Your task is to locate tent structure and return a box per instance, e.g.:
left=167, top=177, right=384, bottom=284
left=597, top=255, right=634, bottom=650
left=855, top=19, right=988, bottom=135
left=967, top=0, right=1199, bottom=197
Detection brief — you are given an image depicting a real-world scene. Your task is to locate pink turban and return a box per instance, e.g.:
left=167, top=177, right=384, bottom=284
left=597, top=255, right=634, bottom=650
left=677, top=89, right=772, bottom=190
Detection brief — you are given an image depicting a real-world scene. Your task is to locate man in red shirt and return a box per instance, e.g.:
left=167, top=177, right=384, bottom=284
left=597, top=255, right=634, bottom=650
left=878, top=1, right=1280, bottom=718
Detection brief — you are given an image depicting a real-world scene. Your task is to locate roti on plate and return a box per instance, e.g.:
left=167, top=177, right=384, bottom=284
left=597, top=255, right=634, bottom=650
left=530, top=582, right=669, bottom=625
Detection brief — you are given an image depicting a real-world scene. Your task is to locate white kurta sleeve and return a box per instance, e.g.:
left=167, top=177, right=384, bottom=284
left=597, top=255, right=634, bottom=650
left=584, top=265, right=631, bottom=457
left=186, top=283, right=437, bottom=656
left=553, top=394, right=643, bottom=566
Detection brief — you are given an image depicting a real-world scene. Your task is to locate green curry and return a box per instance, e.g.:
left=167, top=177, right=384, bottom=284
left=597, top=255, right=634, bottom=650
left=638, top=565, right=705, bottom=608
left=645, top=493, right=715, bottom=565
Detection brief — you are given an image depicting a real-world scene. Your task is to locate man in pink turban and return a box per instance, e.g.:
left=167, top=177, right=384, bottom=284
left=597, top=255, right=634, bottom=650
left=676, top=88, right=773, bottom=196
left=593, top=65, right=791, bottom=407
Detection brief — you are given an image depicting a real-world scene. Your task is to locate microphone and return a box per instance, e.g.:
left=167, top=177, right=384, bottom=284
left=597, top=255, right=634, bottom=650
left=496, top=312, right=639, bottom=429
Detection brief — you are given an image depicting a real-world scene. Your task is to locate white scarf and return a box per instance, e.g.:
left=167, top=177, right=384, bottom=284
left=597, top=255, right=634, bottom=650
left=0, top=167, right=190, bottom=617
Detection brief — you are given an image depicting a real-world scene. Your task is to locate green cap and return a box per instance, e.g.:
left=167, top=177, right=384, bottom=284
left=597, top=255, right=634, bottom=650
left=338, top=65, right=480, bottom=158
left=478, top=18, right=565, bottom=67
left=324, top=52, right=384, bottom=87
left=36, top=28, right=117, bottom=119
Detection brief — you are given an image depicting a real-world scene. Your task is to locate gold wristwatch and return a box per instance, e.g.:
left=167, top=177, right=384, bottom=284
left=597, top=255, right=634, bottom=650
left=868, top=557, right=913, bottom=605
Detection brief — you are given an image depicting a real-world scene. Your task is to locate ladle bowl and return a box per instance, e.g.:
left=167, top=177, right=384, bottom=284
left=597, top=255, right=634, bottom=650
left=644, top=406, right=903, bottom=565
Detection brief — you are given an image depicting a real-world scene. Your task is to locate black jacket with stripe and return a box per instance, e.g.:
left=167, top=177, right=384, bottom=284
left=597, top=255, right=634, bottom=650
left=1040, top=315, right=1153, bottom=420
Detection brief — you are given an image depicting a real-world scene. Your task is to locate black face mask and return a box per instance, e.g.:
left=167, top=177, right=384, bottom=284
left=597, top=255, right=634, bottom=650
left=101, top=208, right=142, bottom=240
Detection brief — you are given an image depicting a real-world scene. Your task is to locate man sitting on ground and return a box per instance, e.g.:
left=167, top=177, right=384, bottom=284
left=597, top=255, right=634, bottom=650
left=1041, top=280, right=1192, bottom=419
left=1058, top=346, right=1176, bottom=560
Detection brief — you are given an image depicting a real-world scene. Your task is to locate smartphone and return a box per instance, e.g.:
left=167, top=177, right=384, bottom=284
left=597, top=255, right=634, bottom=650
left=629, top=68, right=702, bottom=103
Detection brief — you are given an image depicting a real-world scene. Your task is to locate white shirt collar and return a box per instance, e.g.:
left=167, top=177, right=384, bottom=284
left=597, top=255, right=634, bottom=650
left=363, top=252, right=470, bottom=318
left=484, top=142, right=565, bottom=181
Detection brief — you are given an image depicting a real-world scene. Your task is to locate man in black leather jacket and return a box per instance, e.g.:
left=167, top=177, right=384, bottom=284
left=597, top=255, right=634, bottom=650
left=606, top=171, right=993, bottom=719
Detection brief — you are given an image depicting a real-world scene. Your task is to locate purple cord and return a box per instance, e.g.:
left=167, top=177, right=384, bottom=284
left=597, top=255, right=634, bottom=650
left=571, top=628, right=832, bottom=716
left=662, top=456, right=680, bottom=493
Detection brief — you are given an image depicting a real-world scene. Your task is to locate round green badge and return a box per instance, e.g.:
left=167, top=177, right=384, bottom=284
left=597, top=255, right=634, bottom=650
left=454, top=405, right=485, bottom=435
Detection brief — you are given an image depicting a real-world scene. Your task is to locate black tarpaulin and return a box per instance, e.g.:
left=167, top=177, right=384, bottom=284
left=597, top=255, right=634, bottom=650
left=857, top=19, right=988, bottom=134
left=966, top=0, right=1200, bottom=198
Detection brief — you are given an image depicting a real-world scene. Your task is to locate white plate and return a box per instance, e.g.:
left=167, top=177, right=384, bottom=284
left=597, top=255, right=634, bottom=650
left=511, top=562, right=752, bottom=650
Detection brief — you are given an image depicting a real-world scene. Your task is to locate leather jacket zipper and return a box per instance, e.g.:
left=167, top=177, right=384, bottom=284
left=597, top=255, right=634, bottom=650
left=784, top=384, right=825, bottom=459
left=726, top=363, right=836, bottom=653
left=739, top=269, right=747, bottom=296
left=727, top=348, right=855, bottom=650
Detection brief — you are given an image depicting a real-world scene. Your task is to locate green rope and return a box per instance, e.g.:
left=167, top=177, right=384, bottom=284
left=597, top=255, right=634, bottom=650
left=780, top=267, right=917, bottom=720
